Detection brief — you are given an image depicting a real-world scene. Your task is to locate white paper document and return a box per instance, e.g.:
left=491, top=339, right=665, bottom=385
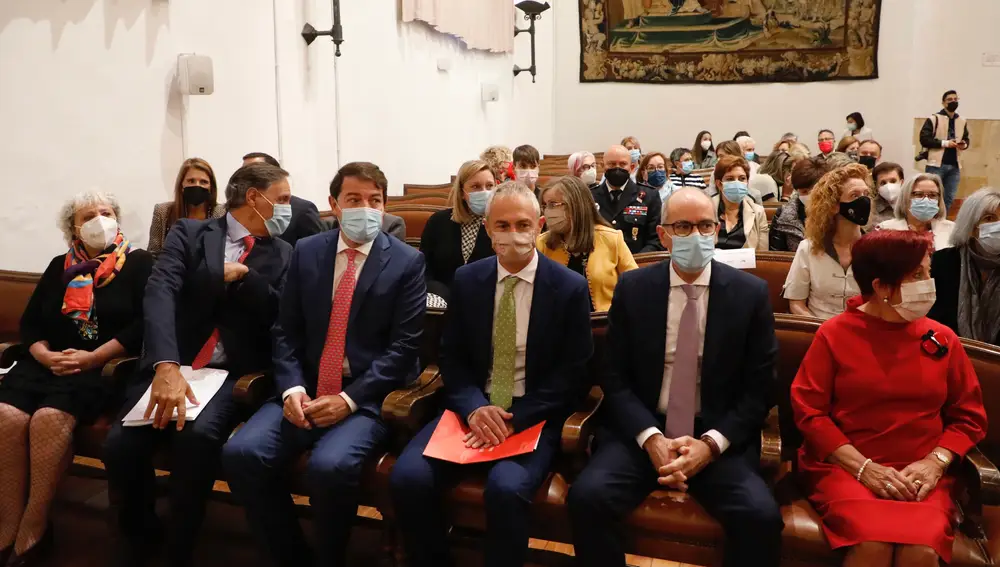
left=714, top=248, right=757, bottom=270
left=122, top=366, right=229, bottom=427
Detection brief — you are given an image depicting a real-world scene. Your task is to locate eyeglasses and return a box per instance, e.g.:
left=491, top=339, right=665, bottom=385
left=911, top=191, right=940, bottom=200
left=543, top=202, right=566, bottom=212
left=661, top=221, right=718, bottom=237
left=645, top=165, right=667, bottom=172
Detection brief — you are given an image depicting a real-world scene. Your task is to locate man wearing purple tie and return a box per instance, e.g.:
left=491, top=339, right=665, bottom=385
left=567, top=188, right=782, bottom=567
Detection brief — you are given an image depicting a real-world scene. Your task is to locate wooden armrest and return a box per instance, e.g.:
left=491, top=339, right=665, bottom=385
left=759, top=406, right=782, bottom=479
left=561, top=386, right=603, bottom=456
left=961, top=446, right=1000, bottom=509
left=233, top=372, right=274, bottom=409
left=382, top=366, right=443, bottom=435
left=0, top=342, right=25, bottom=367
left=101, top=356, right=138, bottom=383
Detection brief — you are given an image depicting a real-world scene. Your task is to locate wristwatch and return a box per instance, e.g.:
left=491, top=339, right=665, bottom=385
left=932, top=450, right=952, bottom=467
left=699, top=434, right=721, bottom=459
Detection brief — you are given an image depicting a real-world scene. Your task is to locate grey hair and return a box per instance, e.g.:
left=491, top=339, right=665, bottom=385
left=485, top=180, right=540, bottom=218
left=58, top=190, right=122, bottom=246
left=824, top=152, right=855, bottom=170
left=669, top=147, right=691, bottom=162
left=660, top=188, right=719, bottom=224
left=781, top=132, right=798, bottom=141
left=894, top=173, right=946, bottom=221
left=950, top=187, right=1000, bottom=247
left=225, top=162, right=289, bottom=209
left=736, top=136, right=756, bottom=150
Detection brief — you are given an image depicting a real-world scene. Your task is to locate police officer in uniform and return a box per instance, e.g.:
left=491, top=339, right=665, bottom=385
left=592, top=145, right=663, bottom=254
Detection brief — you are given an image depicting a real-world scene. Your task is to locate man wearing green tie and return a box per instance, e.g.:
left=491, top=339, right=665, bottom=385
left=390, top=181, right=594, bottom=567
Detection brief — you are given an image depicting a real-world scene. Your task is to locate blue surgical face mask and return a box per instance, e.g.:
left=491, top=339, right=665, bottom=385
left=670, top=233, right=715, bottom=272
left=681, top=160, right=695, bottom=174
left=255, top=194, right=292, bottom=237
left=647, top=170, right=667, bottom=188
left=722, top=180, right=749, bottom=203
left=629, top=149, right=642, bottom=163
left=909, top=198, right=939, bottom=222
left=340, top=207, right=382, bottom=243
left=467, top=190, right=491, bottom=216
left=744, top=151, right=756, bottom=161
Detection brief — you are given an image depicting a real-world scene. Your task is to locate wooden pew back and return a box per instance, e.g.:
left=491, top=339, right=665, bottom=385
left=388, top=192, right=449, bottom=206
left=0, top=270, right=39, bottom=342
left=385, top=204, right=446, bottom=240
left=404, top=183, right=452, bottom=195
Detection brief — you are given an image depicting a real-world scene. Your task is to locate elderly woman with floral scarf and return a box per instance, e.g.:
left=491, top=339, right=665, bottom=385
left=929, top=187, right=1000, bottom=346
left=0, top=191, right=152, bottom=566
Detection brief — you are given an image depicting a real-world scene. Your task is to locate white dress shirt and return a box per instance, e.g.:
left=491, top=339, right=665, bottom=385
left=782, top=239, right=860, bottom=321
left=877, top=217, right=955, bottom=251
left=484, top=251, right=538, bottom=399
left=281, top=233, right=374, bottom=412
left=635, top=263, right=730, bottom=453
left=154, top=213, right=250, bottom=369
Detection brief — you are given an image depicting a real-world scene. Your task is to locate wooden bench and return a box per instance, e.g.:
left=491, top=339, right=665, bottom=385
left=387, top=192, right=449, bottom=206
left=0, top=270, right=39, bottom=343
left=385, top=204, right=446, bottom=241
left=633, top=251, right=794, bottom=313
left=403, top=183, right=452, bottom=196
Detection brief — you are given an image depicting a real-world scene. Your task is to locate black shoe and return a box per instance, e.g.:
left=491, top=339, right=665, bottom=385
left=7, top=526, right=54, bottom=567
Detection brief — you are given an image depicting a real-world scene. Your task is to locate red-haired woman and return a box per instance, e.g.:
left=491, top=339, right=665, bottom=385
left=791, top=229, right=987, bottom=567
left=147, top=158, right=225, bottom=257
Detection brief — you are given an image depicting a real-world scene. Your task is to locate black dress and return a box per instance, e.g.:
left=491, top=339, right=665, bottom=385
left=419, top=208, right=495, bottom=301
left=717, top=200, right=747, bottom=250
left=0, top=249, right=153, bottom=420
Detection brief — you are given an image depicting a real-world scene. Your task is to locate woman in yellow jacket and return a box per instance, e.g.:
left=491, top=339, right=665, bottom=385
left=537, top=176, right=638, bottom=311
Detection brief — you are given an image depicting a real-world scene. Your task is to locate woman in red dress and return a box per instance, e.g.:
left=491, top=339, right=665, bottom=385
left=791, top=229, right=987, bottom=567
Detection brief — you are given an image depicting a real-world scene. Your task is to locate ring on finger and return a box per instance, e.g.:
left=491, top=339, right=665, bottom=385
left=885, top=482, right=894, bottom=492
left=914, top=480, right=924, bottom=487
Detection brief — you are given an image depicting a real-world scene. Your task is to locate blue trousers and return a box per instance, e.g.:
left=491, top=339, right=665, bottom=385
left=221, top=401, right=387, bottom=567
left=102, top=374, right=241, bottom=566
left=926, top=164, right=961, bottom=212
left=567, top=428, right=783, bottom=567
left=389, top=413, right=561, bottom=567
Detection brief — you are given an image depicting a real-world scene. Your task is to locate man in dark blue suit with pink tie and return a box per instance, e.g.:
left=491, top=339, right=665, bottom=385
left=222, top=162, right=426, bottom=567
left=389, top=181, right=593, bottom=567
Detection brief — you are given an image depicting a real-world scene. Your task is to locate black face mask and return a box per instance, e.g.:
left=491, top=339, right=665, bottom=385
left=946, top=101, right=959, bottom=113
left=858, top=155, right=877, bottom=170
left=839, top=196, right=871, bottom=226
left=183, top=185, right=210, bottom=207
left=604, top=167, right=631, bottom=188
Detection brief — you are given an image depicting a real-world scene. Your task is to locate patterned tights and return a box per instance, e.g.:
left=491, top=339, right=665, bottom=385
left=0, top=404, right=76, bottom=554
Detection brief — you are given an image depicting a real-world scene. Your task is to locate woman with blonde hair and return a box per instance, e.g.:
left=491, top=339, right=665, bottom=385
left=538, top=176, right=637, bottom=311
left=480, top=145, right=513, bottom=183
left=878, top=173, right=954, bottom=250
left=783, top=164, right=874, bottom=319
left=147, top=158, right=224, bottom=257
left=420, top=160, right=497, bottom=302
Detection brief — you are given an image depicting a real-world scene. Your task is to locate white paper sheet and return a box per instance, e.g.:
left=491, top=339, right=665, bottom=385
left=122, top=366, right=229, bottom=427
left=714, top=248, right=757, bottom=270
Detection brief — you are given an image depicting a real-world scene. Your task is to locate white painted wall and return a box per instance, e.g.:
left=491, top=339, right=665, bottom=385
left=550, top=0, right=1000, bottom=173
left=1, top=0, right=552, bottom=271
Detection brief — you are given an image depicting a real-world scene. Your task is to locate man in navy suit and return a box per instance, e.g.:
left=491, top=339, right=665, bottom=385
left=567, top=188, right=782, bottom=567
left=103, top=163, right=294, bottom=567
left=242, top=152, right=326, bottom=247
left=389, top=181, right=593, bottom=567
left=221, top=162, right=426, bottom=567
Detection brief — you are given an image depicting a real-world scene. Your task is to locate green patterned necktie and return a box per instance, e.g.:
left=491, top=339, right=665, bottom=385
left=490, top=276, right=519, bottom=410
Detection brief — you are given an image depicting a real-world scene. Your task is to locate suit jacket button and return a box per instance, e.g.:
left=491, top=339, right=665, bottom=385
left=612, top=220, right=617, bottom=225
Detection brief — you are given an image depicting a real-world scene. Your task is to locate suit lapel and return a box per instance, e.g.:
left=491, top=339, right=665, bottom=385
left=204, top=218, right=226, bottom=296
left=473, top=259, right=498, bottom=377
left=525, top=256, right=554, bottom=384
left=593, top=183, right=614, bottom=222
left=702, top=262, right=730, bottom=391
left=348, top=232, right=390, bottom=330
left=317, top=231, right=340, bottom=322
left=648, top=261, right=671, bottom=381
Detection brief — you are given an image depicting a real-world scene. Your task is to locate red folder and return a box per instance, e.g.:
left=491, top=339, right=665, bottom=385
left=423, top=410, right=545, bottom=464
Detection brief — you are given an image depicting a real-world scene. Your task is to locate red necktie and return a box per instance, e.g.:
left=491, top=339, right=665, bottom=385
left=316, top=249, right=360, bottom=397
left=191, top=235, right=255, bottom=370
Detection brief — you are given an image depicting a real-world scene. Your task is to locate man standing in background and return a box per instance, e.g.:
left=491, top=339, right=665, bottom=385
left=920, top=90, right=970, bottom=212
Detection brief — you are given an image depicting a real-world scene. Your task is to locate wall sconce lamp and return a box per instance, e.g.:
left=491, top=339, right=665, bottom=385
left=302, top=0, right=344, bottom=56
left=513, top=1, right=550, bottom=83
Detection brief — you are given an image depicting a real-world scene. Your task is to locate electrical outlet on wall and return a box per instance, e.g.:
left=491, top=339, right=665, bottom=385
left=481, top=84, right=499, bottom=102
left=983, top=53, right=1000, bottom=67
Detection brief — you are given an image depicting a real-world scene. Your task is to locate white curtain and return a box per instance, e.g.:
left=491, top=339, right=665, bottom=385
left=401, top=0, right=515, bottom=54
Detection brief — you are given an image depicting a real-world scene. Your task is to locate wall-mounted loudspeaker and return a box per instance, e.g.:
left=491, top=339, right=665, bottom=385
left=178, top=54, right=214, bottom=95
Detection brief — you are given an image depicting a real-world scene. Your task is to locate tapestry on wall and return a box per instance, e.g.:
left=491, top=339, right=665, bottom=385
left=579, top=0, right=881, bottom=84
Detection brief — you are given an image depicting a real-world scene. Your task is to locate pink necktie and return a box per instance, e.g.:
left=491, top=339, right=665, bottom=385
left=192, top=235, right=255, bottom=370
left=316, top=249, right=360, bottom=397
left=665, top=284, right=702, bottom=438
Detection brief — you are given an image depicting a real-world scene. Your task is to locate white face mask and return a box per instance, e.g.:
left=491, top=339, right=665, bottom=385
left=516, top=168, right=539, bottom=183
left=892, top=278, right=936, bottom=322
left=79, top=215, right=119, bottom=251
left=491, top=230, right=536, bottom=262
left=700, top=139, right=712, bottom=151
left=878, top=182, right=901, bottom=205
left=579, top=168, right=598, bottom=185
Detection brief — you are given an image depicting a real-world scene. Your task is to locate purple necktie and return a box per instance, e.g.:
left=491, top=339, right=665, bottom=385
left=665, top=284, right=702, bottom=439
